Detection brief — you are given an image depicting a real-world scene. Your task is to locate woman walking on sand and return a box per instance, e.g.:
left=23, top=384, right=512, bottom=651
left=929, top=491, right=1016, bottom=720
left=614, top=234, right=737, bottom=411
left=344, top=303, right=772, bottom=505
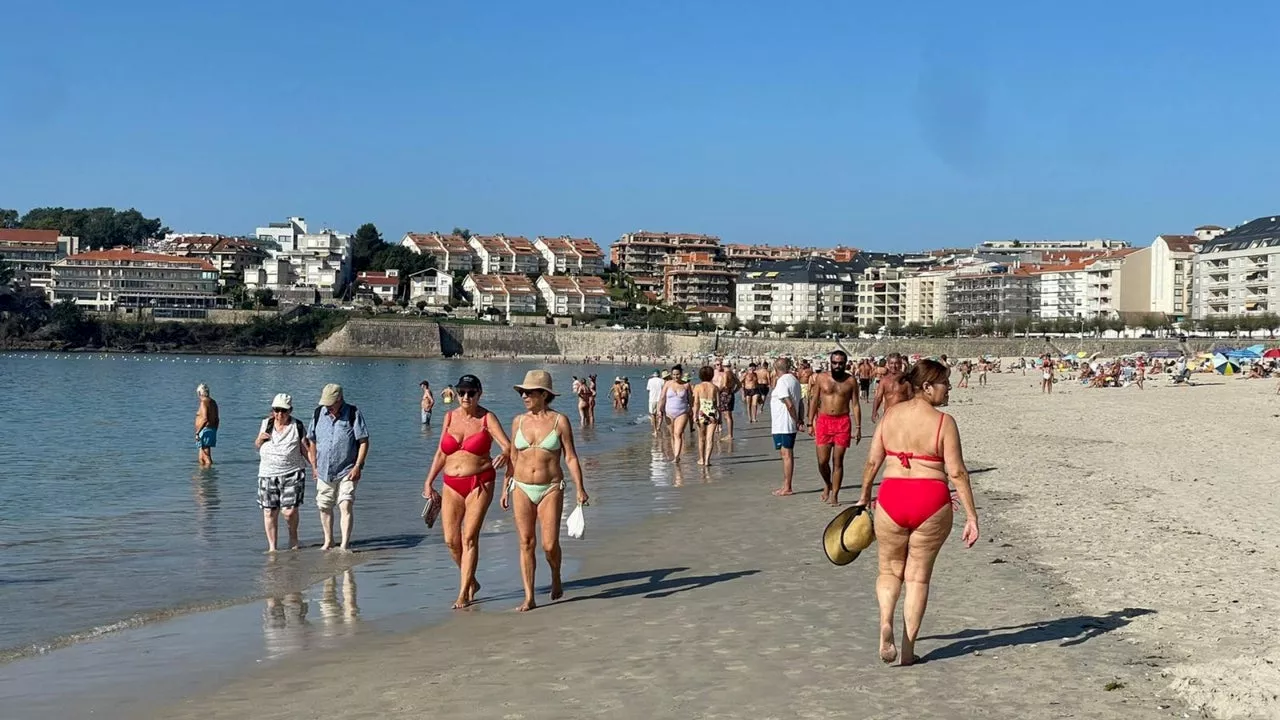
left=691, top=365, right=720, bottom=466
left=423, top=374, right=513, bottom=609
left=658, top=364, right=693, bottom=461
left=857, top=358, right=979, bottom=666
left=501, top=371, right=589, bottom=611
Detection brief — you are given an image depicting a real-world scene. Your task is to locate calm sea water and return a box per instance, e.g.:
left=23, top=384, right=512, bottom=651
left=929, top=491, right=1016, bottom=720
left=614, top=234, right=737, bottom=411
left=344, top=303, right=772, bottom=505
left=0, top=353, right=736, bottom=718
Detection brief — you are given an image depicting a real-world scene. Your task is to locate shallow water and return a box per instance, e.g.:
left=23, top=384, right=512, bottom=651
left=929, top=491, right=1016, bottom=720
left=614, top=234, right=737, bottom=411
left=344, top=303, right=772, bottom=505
left=0, top=353, right=728, bottom=716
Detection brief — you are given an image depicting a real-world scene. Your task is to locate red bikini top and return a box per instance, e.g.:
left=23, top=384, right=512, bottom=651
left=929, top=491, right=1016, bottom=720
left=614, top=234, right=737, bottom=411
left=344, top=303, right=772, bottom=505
left=441, top=413, right=492, bottom=456
left=884, top=413, right=946, bottom=469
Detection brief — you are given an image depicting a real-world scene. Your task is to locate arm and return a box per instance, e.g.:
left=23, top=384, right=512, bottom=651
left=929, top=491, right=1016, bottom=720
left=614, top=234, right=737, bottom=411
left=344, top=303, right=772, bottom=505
left=858, top=422, right=886, bottom=506
left=941, top=414, right=979, bottom=547
left=851, top=383, right=863, bottom=444
left=487, top=411, right=513, bottom=472
left=559, top=414, right=588, bottom=505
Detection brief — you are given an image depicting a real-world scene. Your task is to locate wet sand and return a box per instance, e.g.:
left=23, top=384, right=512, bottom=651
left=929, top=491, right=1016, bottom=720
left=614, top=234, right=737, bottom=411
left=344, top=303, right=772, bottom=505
left=152, top=368, right=1243, bottom=719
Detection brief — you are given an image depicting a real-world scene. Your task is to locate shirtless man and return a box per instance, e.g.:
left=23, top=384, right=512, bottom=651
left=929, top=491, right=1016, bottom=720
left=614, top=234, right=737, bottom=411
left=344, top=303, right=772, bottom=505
left=741, top=364, right=761, bottom=423
left=711, top=357, right=740, bottom=439
left=807, top=350, right=863, bottom=505
left=871, top=353, right=911, bottom=423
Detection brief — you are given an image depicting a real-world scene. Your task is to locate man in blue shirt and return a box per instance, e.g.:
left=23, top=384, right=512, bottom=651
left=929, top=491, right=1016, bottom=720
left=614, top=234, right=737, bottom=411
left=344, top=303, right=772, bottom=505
left=307, top=383, right=370, bottom=551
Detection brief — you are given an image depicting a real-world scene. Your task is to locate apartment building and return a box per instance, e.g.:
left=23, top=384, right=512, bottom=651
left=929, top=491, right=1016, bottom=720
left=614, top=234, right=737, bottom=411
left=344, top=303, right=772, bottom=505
left=400, top=232, right=475, bottom=273
left=407, top=268, right=454, bottom=307
left=1148, top=235, right=1199, bottom=322
left=355, top=270, right=401, bottom=303
left=0, top=228, right=80, bottom=293
left=51, top=248, right=219, bottom=312
left=247, top=217, right=353, bottom=296
left=533, top=236, right=605, bottom=275
left=610, top=231, right=721, bottom=276
left=469, top=234, right=541, bottom=275
left=1192, top=215, right=1280, bottom=319
left=165, top=235, right=266, bottom=288
left=946, top=268, right=1037, bottom=325
left=461, top=273, right=540, bottom=318
left=661, top=251, right=735, bottom=309
left=734, top=258, right=859, bottom=327
left=536, top=275, right=612, bottom=317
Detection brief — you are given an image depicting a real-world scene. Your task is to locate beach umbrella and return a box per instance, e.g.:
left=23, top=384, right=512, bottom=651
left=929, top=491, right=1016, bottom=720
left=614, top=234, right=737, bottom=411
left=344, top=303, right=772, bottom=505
left=1213, top=353, right=1240, bottom=375
left=1263, top=348, right=1280, bottom=359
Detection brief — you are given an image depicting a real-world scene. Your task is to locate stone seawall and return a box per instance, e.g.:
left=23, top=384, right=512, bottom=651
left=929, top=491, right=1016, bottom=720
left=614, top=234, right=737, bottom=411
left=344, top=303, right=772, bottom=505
left=317, top=319, right=1266, bottom=359
left=316, top=319, right=444, bottom=357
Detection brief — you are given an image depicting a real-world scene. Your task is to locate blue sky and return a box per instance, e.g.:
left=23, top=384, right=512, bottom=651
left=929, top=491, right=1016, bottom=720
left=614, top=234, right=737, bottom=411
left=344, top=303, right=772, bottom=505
left=1, top=0, right=1276, bottom=251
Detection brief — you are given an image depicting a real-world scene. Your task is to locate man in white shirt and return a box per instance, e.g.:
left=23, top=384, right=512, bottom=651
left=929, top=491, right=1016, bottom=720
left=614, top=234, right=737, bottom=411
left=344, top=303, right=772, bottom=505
left=769, top=357, right=804, bottom=497
left=646, top=370, right=666, bottom=436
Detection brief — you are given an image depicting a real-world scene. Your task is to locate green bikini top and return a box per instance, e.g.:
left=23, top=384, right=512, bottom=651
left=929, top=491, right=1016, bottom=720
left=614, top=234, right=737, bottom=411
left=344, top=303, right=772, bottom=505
left=514, top=414, right=562, bottom=451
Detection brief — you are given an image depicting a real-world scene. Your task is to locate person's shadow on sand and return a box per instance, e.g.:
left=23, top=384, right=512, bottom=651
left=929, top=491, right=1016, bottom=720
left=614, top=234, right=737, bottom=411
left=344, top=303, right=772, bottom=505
left=921, top=607, right=1156, bottom=661
left=563, top=566, right=761, bottom=601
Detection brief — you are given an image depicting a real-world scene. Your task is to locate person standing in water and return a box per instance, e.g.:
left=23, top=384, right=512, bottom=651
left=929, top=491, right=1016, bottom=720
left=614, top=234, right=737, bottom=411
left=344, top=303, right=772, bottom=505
left=419, top=380, right=436, bottom=426
left=501, top=371, right=588, bottom=611
left=194, top=383, right=220, bottom=467
left=807, top=350, right=862, bottom=505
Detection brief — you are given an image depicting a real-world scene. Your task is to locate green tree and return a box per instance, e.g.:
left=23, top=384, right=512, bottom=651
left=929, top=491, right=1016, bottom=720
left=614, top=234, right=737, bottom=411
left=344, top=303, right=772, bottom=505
left=352, top=223, right=384, bottom=272
left=725, top=315, right=743, bottom=332
left=0, top=208, right=19, bottom=229
left=745, top=319, right=764, bottom=336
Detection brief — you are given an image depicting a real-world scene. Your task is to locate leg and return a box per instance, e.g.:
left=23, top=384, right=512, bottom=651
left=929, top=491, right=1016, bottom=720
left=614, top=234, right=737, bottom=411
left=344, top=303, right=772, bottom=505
left=873, top=504, right=910, bottom=663
left=829, top=444, right=848, bottom=505
left=815, top=443, right=833, bottom=501
left=455, top=483, right=494, bottom=608
left=538, top=487, right=566, bottom=602
left=283, top=507, right=300, bottom=550
left=511, top=484, right=539, bottom=611
left=338, top=500, right=354, bottom=551
left=900, top=505, right=953, bottom=665
left=263, top=508, right=279, bottom=552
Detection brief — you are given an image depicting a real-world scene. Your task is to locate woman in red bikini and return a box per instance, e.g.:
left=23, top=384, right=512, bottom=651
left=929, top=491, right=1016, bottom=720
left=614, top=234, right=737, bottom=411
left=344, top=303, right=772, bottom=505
left=857, top=358, right=979, bottom=666
left=423, top=374, right=513, bottom=609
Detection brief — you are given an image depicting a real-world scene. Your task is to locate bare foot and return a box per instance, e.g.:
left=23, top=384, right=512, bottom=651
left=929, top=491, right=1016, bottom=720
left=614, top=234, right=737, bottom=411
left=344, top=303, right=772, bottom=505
left=518, top=598, right=537, bottom=612
left=772, top=488, right=794, bottom=497
left=879, top=625, right=898, bottom=664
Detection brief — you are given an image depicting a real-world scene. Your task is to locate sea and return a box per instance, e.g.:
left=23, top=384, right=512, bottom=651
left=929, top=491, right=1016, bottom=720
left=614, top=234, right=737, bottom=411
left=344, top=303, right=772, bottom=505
left=0, top=353, right=729, bottom=718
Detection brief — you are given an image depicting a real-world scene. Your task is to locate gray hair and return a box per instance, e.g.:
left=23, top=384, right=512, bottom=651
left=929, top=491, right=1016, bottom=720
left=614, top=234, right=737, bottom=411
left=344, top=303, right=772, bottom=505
left=196, top=383, right=210, bottom=397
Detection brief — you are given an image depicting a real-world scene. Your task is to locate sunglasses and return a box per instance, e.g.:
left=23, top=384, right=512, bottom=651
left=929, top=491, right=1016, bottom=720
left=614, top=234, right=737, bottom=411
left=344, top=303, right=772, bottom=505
left=457, top=389, right=479, bottom=398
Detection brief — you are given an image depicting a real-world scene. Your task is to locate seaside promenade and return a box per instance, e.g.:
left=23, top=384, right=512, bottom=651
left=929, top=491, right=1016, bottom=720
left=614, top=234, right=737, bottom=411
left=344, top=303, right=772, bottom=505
left=154, top=374, right=1205, bottom=719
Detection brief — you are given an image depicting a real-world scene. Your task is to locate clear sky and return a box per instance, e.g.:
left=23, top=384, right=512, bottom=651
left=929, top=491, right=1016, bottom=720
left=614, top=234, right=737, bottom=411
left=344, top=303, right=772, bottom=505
left=1, top=0, right=1276, bottom=251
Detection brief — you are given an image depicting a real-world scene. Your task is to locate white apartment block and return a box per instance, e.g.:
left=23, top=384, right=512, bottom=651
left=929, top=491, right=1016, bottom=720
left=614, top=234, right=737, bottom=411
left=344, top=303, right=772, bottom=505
left=1192, top=216, right=1280, bottom=319
left=536, top=274, right=612, bottom=317
left=401, top=232, right=476, bottom=273
left=468, top=235, right=541, bottom=275
left=407, top=268, right=454, bottom=307
left=735, top=258, right=859, bottom=327
left=247, top=216, right=353, bottom=296
left=533, top=236, right=605, bottom=275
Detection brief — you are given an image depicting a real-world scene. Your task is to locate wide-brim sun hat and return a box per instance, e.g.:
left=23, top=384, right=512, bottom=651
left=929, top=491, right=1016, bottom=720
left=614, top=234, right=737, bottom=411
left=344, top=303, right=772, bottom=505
left=513, top=369, right=557, bottom=398
left=823, top=504, right=875, bottom=566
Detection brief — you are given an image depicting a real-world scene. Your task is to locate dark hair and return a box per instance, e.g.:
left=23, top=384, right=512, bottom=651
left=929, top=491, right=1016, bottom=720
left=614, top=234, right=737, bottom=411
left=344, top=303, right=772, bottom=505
left=830, top=349, right=848, bottom=362
left=904, top=358, right=949, bottom=390
left=698, top=365, right=714, bottom=382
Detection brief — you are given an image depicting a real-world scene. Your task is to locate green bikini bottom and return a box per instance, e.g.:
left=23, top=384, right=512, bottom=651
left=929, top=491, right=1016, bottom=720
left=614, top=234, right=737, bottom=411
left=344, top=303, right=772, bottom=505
left=511, top=479, right=565, bottom=505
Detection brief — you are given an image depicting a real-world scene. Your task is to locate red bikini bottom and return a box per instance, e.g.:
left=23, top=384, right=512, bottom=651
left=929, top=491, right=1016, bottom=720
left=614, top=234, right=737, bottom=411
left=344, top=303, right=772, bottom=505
left=443, top=467, right=496, bottom=497
left=878, top=477, right=952, bottom=530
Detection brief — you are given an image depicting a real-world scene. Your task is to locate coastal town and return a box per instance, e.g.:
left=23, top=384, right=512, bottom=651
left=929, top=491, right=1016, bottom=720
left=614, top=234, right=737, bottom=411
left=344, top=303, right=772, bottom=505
left=2, top=211, right=1279, bottom=339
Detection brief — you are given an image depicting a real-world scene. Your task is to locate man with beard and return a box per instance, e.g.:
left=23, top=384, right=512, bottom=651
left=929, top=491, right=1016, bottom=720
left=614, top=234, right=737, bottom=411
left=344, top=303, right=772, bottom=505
left=807, top=350, right=862, bottom=505
left=871, top=352, right=911, bottom=423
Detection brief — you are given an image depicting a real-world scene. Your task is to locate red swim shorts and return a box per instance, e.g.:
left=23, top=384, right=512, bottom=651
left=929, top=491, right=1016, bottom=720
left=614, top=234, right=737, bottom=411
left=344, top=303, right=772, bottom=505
left=814, top=413, right=851, bottom=448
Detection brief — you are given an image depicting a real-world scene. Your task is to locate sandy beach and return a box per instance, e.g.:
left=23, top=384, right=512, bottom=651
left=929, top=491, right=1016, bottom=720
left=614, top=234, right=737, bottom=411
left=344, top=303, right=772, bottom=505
left=146, top=368, right=1280, bottom=719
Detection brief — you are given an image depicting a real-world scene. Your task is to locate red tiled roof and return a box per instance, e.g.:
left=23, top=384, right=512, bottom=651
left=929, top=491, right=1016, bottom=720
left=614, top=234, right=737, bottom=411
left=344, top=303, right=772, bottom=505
left=0, top=228, right=59, bottom=245
left=67, top=248, right=216, bottom=270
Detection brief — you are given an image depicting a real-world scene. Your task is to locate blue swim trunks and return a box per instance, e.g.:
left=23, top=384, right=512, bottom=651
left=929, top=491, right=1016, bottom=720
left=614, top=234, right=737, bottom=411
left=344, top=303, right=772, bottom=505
left=772, top=433, right=796, bottom=450
left=197, top=427, right=218, bottom=448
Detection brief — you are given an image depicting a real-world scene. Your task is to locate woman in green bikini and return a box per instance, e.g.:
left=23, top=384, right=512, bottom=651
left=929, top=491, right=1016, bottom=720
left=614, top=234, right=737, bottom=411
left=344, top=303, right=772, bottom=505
left=501, top=370, right=590, bottom=612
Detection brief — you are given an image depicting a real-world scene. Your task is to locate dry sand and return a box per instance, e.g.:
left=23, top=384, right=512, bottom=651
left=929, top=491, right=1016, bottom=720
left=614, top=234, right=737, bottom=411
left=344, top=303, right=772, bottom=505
left=154, top=369, right=1277, bottom=719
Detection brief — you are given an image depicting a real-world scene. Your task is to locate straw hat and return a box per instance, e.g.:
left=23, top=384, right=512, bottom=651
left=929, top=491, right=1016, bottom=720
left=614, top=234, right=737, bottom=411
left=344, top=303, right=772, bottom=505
left=513, top=369, right=557, bottom=398
left=822, top=504, right=875, bottom=566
